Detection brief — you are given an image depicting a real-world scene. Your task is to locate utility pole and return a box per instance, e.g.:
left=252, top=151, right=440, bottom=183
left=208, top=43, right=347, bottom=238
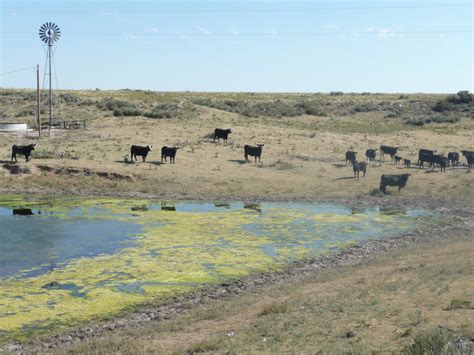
left=36, top=64, right=41, bottom=138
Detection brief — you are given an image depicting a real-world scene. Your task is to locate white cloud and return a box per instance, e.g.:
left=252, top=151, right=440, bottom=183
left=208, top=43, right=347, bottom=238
left=367, top=27, right=397, bottom=39
left=263, top=28, right=278, bottom=35
left=195, top=26, right=212, bottom=35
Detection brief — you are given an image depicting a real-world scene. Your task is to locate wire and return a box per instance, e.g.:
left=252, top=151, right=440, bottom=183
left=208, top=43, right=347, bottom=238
left=2, top=30, right=471, bottom=37
left=3, top=3, right=471, bottom=14
left=0, top=66, right=36, bottom=76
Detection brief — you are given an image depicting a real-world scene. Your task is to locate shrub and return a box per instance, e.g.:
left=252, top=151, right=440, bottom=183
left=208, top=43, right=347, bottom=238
left=433, top=100, right=454, bottom=112
left=405, top=116, right=459, bottom=126
left=113, top=107, right=143, bottom=117
left=403, top=328, right=462, bottom=355
left=60, top=93, right=80, bottom=103
left=98, top=98, right=135, bottom=111
left=330, top=91, right=344, bottom=96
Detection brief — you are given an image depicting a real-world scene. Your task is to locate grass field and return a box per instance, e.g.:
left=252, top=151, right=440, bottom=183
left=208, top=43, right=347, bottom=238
left=0, top=90, right=472, bottom=201
left=0, top=89, right=473, bottom=353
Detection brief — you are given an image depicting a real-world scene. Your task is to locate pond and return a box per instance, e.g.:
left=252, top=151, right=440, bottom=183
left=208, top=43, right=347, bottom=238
left=0, top=195, right=434, bottom=340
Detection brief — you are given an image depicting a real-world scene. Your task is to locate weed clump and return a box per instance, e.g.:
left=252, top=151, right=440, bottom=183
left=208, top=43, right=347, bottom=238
left=403, top=328, right=465, bottom=355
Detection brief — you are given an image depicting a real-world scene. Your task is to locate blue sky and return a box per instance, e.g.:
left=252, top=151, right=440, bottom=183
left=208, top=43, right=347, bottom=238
left=1, top=0, right=472, bottom=92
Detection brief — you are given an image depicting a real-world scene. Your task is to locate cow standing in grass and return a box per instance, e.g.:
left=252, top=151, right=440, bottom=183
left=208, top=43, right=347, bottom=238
left=130, top=145, right=152, bottom=162
left=380, top=145, right=399, bottom=162
left=379, top=174, right=411, bottom=194
left=345, top=151, right=357, bottom=166
left=11, top=144, right=36, bottom=162
left=447, top=152, right=459, bottom=167
left=418, top=149, right=436, bottom=167
left=462, top=150, right=474, bottom=168
left=244, top=144, right=264, bottom=162
left=161, top=146, right=179, bottom=164
left=365, top=148, right=377, bottom=165
left=213, top=128, right=232, bottom=143
left=352, top=161, right=367, bottom=179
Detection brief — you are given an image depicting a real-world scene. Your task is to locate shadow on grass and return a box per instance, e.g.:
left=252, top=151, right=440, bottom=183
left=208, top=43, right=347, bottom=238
left=333, top=176, right=356, bottom=181
left=227, top=159, right=248, bottom=165
left=114, top=160, right=136, bottom=165
left=332, top=163, right=347, bottom=168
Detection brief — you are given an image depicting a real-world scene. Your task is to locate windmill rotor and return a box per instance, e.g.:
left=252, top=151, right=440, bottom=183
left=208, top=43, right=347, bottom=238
left=39, top=22, right=61, bottom=45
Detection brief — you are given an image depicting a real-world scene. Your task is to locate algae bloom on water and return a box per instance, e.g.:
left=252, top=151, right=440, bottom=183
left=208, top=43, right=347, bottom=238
left=0, top=196, right=433, bottom=341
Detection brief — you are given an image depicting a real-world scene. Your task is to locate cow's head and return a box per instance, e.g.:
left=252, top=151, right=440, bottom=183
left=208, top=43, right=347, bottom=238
left=30, top=144, right=36, bottom=150
left=257, top=144, right=264, bottom=147
left=147, top=145, right=153, bottom=151
left=227, top=129, right=232, bottom=133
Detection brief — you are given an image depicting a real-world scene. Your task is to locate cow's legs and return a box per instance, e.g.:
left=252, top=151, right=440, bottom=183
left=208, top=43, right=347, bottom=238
left=142, top=156, right=146, bottom=162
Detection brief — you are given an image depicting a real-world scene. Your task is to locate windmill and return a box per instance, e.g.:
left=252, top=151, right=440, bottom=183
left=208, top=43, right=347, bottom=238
left=39, top=22, right=61, bottom=129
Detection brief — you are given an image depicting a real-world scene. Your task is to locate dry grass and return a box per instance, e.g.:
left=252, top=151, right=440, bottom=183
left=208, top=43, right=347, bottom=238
left=48, top=233, right=473, bottom=354
left=0, top=91, right=472, bottom=202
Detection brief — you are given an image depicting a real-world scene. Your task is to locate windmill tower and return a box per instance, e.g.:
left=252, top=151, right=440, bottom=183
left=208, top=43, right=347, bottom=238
left=38, top=22, right=61, bottom=128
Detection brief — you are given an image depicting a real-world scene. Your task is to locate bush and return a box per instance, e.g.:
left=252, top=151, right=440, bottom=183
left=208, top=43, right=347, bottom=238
left=434, top=91, right=472, bottom=112
left=113, top=107, right=143, bottom=117
left=60, top=93, right=80, bottom=103
left=98, top=98, right=135, bottom=111
left=433, top=100, right=454, bottom=112
left=403, top=328, right=462, bottom=355
left=405, top=116, right=459, bottom=126
left=330, top=91, right=344, bottom=96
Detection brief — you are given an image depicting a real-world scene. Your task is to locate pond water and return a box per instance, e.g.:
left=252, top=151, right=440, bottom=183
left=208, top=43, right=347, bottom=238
left=0, top=195, right=434, bottom=340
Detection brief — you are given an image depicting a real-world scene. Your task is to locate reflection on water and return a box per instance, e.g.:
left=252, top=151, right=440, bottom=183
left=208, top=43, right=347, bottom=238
left=0, top=196, right=434, bottom=339
left=12, top=208, right=34, bottom=216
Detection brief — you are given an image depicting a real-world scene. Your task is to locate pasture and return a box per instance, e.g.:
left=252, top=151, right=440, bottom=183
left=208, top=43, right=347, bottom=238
left=0, top=90, right=472, bottom=201
left=0, top=89, right=472, bottom=352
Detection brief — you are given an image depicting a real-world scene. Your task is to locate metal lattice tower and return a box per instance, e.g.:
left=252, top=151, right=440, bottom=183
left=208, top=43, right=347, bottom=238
left=39, top=22, right=61, bottom=128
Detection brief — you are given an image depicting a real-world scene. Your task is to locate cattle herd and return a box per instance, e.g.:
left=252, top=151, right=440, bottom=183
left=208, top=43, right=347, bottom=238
left=345, top=144, right=473, bottom=194
left=7, top=129, right=474, bottom=196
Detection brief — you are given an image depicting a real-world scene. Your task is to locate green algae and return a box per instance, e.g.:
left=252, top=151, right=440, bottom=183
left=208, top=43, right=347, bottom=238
left=0, top=197, right=433, bottom=342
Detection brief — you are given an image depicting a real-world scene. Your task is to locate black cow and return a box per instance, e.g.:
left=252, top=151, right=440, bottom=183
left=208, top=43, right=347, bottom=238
left=352, top=161, right=367, bottom=179
left=345, top=151, right=357, bottom=166
left=462, top=150, right=474, bottom=168
left=380, top=145, right=399, bottom=162
left=213, top=128, right=232, bottom=143
left=394, top=155, right=402, bottom=165
left=11, top=144, right=36, bottom=162
left=404, top=159, right=411, bottom=168
left=432, top=155, right=448, bottom=172
left=419, top=152, right=436, bottom=168
left=447, top=152, right=459, bottom=167
left=244, top=144, right=264, bottom=162
left=418, top=149, right=436, bottom=166
left=161, top=146, right=179, bottom=164
left=365, top=149, right=377, bottom=164
left=379, top=174, right=411, bottom=194
left=466, top=154, right=474, bottom=168
left=130, top=145, right=152, bottom=162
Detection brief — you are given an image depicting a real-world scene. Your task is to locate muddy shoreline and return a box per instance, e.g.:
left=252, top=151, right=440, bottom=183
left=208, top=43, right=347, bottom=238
left=1, top=196, right=473, bottom=353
